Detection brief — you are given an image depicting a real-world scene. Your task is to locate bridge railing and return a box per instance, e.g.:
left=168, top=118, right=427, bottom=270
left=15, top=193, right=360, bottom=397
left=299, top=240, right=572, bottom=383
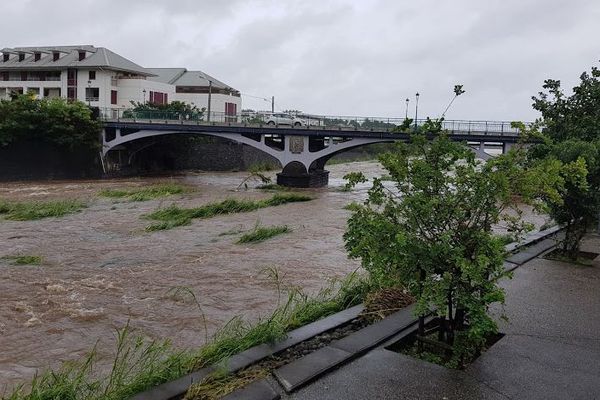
left=98, top=108, right=527, bottom=136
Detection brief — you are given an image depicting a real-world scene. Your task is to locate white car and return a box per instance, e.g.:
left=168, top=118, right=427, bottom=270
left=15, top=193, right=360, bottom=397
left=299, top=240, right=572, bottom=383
left=264, top=113, right=306, bottom=127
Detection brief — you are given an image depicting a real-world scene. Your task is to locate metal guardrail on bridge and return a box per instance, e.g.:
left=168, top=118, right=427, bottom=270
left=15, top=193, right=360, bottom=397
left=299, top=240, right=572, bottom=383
left=98, top=108, right=527, bottom=136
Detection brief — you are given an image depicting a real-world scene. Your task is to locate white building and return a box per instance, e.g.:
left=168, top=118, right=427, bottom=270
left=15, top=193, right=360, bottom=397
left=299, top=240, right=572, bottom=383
left=147, top=68, right=240, bottom=118
left=0, top=45, right=241, bottom=117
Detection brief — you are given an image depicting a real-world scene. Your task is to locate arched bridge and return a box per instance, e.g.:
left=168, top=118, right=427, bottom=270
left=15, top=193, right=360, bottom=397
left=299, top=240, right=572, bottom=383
left=100, top=113, right=523, bottom=187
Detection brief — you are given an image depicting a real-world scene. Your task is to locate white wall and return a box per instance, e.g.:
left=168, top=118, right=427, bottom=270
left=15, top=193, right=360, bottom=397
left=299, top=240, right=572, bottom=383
left=114, top=78, right=174, bottom=109
left=0, top=68, right=241, bottom=114
left=171, top=92, right=242, bottom=115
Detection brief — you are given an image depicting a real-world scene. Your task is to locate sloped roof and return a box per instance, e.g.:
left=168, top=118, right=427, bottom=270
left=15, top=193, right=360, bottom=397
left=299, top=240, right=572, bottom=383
left=0, top=45, right=154, bottom=76
left=147, top=68, right=238, bottom=92
left=146, top=68, right=187, bottom=84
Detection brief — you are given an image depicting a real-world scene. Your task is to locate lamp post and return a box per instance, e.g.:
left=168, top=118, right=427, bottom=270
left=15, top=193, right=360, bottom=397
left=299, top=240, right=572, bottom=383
left=142, top=89, right=146, bottom=104
left=414, top=92, right=420, bottom=130
left=87, top=80, right=91, bottom=107
left=207, top=79, right=213, bottom=122
left=405, top=98, right=410, bottom=120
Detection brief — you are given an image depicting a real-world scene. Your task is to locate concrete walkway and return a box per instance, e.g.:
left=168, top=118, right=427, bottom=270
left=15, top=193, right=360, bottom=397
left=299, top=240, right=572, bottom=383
left=281, top=235, right=600, bottom=400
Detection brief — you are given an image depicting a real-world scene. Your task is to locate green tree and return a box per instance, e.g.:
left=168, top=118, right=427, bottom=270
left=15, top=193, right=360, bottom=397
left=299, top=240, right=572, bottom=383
left=529, top=65, right=600, bottom=258
left=123, top=100, right=205, bottom=120
left=344, top=134, right=555, bottom=364
left=0, top=94, right=101, bottom=149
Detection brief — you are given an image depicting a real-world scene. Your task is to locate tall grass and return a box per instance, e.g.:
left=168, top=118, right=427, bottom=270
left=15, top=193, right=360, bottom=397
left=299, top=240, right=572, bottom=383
left=5, top=325, right=194, bottom=400
left=4, top=272, right=372, bottom=400
left=237, top=225, right=290, bottom=243
left=1, top=255, right=43, bottom=265
left=144, top=194, right=312, bottom=231
left=99, top=183, right=189, bottom=202
left=0, top=200, right=86, bottom=221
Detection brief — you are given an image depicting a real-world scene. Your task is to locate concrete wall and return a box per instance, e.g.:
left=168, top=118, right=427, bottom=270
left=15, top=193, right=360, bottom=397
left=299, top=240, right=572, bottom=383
left=0, top=141, right=102, bottom=181
left=123, top=135, right=279, bottom=173
left=171, top=92, right=242, bottom=117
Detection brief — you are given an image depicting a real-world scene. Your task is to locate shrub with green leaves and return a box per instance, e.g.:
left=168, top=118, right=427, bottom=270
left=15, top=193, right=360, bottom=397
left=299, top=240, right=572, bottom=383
left=524, top=65, right=600, bottom=259
left=344, top=134, right=555, bottom=363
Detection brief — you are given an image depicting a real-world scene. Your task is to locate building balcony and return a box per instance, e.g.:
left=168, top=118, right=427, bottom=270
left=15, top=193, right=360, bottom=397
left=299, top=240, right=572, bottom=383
left=85, top=96, right=99, bottom=102
left=1, top=77, right=61, bottom=82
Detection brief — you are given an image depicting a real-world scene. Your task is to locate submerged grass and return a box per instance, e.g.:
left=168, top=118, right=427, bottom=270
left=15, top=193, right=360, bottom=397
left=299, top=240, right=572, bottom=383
left=255, top=184, right=289, bottom=191
left=1, top=255, right=43, bottom=265
left=237, top=225, right=290, bottom=243
left=5, top=272, right=373, bottom=400
left=144, top=193, right=312, bottom=231
left=0, top=199, right=86, bottom=221
left=99, top=183, right=190, bottom=202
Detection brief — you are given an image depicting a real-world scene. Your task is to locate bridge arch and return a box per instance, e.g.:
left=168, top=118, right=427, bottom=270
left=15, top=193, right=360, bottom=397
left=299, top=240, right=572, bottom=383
left=101, top=122, right=519, bottom=187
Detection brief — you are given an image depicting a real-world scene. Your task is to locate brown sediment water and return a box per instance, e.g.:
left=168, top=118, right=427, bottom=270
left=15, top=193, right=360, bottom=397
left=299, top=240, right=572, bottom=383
left=0, top=161, right=547, bottom=391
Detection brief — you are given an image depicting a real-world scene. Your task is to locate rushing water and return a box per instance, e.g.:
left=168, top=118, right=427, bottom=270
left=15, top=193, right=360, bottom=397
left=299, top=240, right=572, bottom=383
left=0, top=161, right=546, bottom=390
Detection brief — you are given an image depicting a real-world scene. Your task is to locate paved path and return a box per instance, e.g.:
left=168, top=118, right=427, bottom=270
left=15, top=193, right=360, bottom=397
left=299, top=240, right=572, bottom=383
left=281, top=235, right=600, bottom=400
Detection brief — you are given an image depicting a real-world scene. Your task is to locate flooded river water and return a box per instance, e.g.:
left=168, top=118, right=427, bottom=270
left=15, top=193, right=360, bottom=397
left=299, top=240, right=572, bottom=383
left=0, top=161, right=547, bottom=391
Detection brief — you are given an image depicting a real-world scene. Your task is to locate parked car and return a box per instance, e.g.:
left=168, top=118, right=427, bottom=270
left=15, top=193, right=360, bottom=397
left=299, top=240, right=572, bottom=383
left=264, top=113, right=306, bottom=127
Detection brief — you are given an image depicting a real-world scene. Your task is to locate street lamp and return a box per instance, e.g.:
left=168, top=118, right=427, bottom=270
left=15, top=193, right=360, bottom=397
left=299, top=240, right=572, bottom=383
left=142, top=89, right=147, bottom=104
left=414, top=92, right=420, bottom=130
left=405, top=98, right=410, bottom=120
left=206, top=78, right=213, bottom=122
left=87, top=80, right=92, bottom=107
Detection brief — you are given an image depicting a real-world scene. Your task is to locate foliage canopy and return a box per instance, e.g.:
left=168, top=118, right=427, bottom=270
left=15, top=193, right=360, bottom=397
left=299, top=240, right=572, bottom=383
left=344, top=134, right=556, bottom=363
left=529, top=65, right=600, bottom=257
left=0, top=94, right=101, bottom=149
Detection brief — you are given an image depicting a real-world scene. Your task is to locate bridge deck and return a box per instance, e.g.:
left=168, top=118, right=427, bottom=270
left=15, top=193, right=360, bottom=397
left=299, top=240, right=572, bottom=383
left=102, top=119, right=521, bottom=143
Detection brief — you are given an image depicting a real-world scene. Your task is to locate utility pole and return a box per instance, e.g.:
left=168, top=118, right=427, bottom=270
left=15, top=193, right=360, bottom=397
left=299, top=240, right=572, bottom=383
left=405, top=98, right=410, bottom=120
left=207, top=79, right=213, bottom=122
left=271, top=96, right=275, bottom=113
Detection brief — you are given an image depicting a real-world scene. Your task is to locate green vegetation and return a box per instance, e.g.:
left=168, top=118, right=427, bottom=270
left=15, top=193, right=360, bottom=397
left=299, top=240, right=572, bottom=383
left=237, top=225, right=290, bottom=243
left=122, top=100, right=205, bottom=120
left=2, top=255, right=43, bottom=265
left=0, top=94, right=101, bottom=149
left=256, top=183, right=289, bottom=191
left=343, top=132, right=555, bottom=366
left=247, top=161, right=279, bottom=172
left=522, top=63, right=600, bottom=259
left=5, top=324, right=195, bottom=400
left=144, top=194, right=312, bottom=231
left=99, top=183, right=190, bottom=202
left=6, top=273, right=371, bottom=400
left=0, top=199, right=86, bottom=221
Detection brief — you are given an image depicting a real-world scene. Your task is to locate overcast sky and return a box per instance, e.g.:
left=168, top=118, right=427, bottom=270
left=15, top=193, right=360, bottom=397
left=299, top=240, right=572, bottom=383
left=2, top=0, right=599, bottom=120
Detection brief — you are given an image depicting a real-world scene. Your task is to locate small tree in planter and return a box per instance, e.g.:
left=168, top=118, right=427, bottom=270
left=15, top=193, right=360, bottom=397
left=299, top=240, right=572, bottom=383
left=344, top=134, right=557, bottom=365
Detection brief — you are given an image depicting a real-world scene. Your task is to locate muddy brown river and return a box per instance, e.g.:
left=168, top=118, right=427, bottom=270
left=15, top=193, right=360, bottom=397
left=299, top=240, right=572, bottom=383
left=0, top=161, right=547, bottom=391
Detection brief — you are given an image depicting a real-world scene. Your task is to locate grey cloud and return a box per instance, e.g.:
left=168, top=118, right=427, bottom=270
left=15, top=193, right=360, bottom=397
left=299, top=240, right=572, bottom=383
left=1, top=0, right=599, bottom=120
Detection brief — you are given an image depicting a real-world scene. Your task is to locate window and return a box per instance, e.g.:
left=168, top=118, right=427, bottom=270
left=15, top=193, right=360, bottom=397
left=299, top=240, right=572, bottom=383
left=225, top=102, right=237, bottom=116
left=53, top=52, right=59, bottom=61
left=3, top=54, right=10, bottom=62
left=78, top=51, right=86, bottom=61
left=149, top=91, right=167, bottom=105
left=89, top=71, right=96, bottom=80
left=20, top=72, right=27, bottom=81
left=111, top=90, right=117, bottom=105
left=34, top=52, right=41, bottom=61
left=67, top=87, right=77, bottom=100
left=85, top=87, right=100, bottom=102
left=1, top=72, right=8, bottom=81
left=18, top=53, right=25, bottom=62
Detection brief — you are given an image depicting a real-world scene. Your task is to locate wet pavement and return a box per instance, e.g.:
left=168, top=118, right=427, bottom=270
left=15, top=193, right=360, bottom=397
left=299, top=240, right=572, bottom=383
left=283, top=235, right=600, bottom=400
